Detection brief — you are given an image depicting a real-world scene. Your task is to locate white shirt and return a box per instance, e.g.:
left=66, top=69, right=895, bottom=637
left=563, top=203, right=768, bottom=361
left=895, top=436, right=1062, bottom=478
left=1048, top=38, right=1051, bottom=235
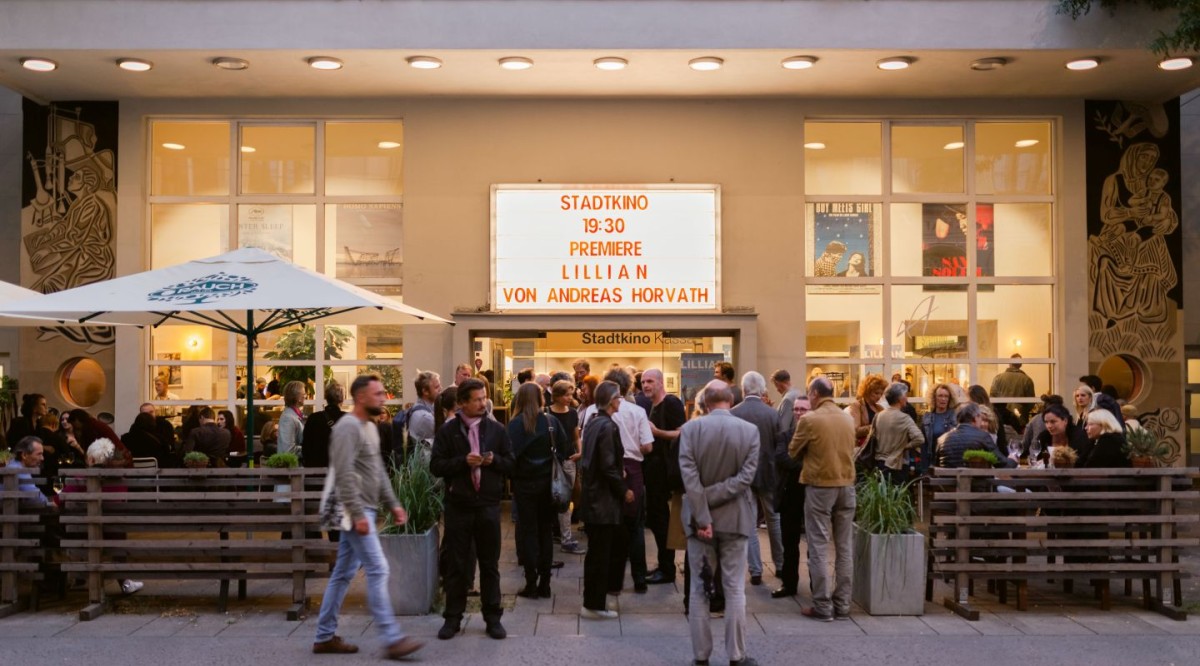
left=583, top=398, right=653, bottom=461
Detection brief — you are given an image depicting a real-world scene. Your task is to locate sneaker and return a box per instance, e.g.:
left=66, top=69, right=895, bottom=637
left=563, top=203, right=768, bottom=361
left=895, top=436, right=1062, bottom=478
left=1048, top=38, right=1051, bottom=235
left=385, top=637, right=424, bottom=660
left=801, top=607, right=833, bottom=622
left=437, top=619, right=461, bottom=640
left=485, top=621, right=507, bottom=640
left=560, top=542, right=587, bottom=555
left=312, top=636, right=359, bottom=654
left=834, top=611, right=851, bottom=621
left=120, top=580, right=143, bottom=595
left=606, top=594, right=619, bottom=611
left=581, top=607, right=619, bottom=620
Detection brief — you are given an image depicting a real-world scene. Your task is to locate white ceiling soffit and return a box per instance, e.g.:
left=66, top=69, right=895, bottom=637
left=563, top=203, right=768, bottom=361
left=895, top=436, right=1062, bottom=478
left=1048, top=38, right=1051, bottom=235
left=1, top=49, right=1198, bottom=102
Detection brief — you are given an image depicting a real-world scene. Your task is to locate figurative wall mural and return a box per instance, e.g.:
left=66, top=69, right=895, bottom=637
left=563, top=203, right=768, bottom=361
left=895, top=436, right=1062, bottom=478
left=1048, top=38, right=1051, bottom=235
left=1085, top=99, right=1184, bottom=461
left=20, top=100, right=118, bottom=413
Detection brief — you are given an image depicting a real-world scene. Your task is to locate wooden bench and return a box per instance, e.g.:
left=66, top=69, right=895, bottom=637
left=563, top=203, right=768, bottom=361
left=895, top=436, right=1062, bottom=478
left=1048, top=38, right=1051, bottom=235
left=0, top=467, right=53, bottom=618
left=926, top=467, right=1199, bottom=621
left=55, top=467, right=336, bottom=621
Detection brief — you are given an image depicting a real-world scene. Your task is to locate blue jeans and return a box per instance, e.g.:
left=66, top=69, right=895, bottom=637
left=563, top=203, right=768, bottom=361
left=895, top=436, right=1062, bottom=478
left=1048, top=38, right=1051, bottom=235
left=315, top=509, right=404, bottom=645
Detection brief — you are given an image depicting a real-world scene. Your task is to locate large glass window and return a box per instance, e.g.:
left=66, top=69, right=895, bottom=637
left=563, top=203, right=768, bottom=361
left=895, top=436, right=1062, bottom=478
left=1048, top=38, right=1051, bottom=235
left=805, top=119, right=1056, bottom=406
left=147, top=119, right=405, bottom=417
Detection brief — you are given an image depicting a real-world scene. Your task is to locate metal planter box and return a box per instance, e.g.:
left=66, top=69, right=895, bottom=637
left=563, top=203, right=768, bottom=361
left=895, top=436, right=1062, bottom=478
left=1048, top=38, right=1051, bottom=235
left=852, top=525, right=926, bottom=616
left=379, top=527, right=440, bottom=615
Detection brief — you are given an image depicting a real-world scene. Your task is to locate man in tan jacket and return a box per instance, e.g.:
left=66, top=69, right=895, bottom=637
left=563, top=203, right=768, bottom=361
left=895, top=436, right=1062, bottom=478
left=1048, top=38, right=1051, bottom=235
left=788, top=376, right=856, bottom=622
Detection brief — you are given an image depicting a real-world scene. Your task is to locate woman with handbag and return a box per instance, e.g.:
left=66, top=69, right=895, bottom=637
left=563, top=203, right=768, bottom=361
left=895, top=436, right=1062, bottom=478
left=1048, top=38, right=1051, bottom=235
left=507, top=382, right=566, bottom=599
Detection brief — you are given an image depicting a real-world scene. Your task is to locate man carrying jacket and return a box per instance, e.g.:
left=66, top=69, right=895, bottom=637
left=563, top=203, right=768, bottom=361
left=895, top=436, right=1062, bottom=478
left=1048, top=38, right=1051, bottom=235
left=430, top=378, right=515, bottom=641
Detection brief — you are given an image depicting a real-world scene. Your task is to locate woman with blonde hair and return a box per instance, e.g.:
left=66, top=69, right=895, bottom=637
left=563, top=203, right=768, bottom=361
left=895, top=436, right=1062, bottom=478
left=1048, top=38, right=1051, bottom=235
left=1072, top=384, right=1096, bottom=428
left=1083, top=409, right=1130, bottom=468
left=277, top=380, right=307, bottom=458
left=921, top=383, right=958, bottom=472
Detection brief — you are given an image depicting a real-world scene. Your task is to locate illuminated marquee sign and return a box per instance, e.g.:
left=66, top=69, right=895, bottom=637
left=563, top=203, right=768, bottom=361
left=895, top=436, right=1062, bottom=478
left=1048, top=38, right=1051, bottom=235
left=492, top=186, right=719, bottom=311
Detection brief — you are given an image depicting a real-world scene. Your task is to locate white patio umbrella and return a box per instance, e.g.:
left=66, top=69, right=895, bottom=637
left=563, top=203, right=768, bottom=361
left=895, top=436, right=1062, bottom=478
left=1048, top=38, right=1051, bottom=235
left=0, top=248, right=452, bottom=456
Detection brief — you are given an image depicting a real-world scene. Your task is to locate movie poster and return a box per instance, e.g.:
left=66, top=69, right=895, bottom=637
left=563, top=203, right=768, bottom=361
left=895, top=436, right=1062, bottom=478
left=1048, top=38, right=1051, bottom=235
left=807, top=202, right=878, bottom=294
left=680, top=352, right=724, bottom=406
left=238, top=204, right=293, bottom=261
left=335, top=203, right=403, bottom=294
left=921, top=203, right=994, bottom=290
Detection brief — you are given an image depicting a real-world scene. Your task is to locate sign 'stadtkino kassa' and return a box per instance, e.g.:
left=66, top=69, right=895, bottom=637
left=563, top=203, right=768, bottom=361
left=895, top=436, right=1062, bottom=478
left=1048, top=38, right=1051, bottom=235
left=493, top=186, right=719, bottom=310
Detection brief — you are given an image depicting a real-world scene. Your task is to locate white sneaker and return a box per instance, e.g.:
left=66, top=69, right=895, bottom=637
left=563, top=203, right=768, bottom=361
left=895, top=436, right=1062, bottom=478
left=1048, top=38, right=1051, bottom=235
left=120, top=580, right=144, bottom=595
left=581, top=607, right=618, bottom=620
left=606, top=593, right=619, bottom=611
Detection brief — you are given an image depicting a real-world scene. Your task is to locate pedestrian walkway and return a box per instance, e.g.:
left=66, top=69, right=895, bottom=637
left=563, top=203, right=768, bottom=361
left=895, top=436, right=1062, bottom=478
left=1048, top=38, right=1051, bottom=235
left=4, top=504, right=1200, bottom=664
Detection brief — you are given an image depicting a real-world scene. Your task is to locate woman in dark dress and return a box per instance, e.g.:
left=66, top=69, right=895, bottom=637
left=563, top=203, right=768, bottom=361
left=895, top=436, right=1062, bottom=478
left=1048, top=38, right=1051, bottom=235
left=1028, top=404, right=1091, bottom=466
left=578, top=381, right=629, bottom=620
left=507, top=382, right=567, bottom=599
left=1082, top=409, right=1130, bottom=468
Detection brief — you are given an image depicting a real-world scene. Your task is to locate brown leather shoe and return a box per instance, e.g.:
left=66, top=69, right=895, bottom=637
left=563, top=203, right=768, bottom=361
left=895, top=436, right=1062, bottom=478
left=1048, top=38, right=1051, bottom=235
left=312, top=635, right=359, bottom=654
left=385, top=637, right=425, bottom=660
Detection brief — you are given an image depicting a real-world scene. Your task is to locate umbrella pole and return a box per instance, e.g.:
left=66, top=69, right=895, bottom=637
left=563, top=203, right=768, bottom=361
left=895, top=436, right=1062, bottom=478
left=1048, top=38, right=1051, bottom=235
left=245, top=311, right=255, bottom=467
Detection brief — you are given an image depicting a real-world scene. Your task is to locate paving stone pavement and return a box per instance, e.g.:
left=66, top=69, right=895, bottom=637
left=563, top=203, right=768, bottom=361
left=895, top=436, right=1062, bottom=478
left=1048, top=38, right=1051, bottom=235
left=5, top=508, right=1200, bottom=664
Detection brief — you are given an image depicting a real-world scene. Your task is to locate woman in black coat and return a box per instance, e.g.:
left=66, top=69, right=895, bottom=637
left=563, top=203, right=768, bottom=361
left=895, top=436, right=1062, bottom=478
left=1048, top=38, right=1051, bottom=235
left=1082, top=409, right=1131, bottom=468
left=578, top=380, right=630, bottom=619
left=507, top=382, right=567, bottom=599
left=1029, top=404, right=1091, bottom=466
left=122, top=412, right=177, bottom=468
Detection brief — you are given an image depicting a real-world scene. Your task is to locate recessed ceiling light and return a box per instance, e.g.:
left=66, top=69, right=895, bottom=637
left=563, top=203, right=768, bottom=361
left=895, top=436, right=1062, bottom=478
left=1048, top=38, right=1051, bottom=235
left=970, top=57, right=1008, bottom=71
left=781, top=56, right=818, bottom=70
left=406, top=56, right=443, bottom=70
left=211, top=57, right=249, bottom=71
left=377, top=141, right=401, bottom=149
left=307, top=56, right=343, bottom=71
left=1065, top=58, right=1099, bottom=71
left=499, top=57, right=533, bottom=70
left=161, top=143, right=186, bottom=151
left=21, top=58, right=57, bottom=72
left=944, top=142, right=965, bottom=150
left=688, top=57, right=724, bottom=71
left=1159, top=56, right=1193, bottom=71
left=877, top=56, right=914, bottom=70
left=240, top=146, right=256, bottom=153
left=804, top=142, right=826, bottom=150
left=117, top=58, right=153, bottom=72
left=1014, top=139, right=1040, bottom=148
left=594, top=57, right=628, bottom=71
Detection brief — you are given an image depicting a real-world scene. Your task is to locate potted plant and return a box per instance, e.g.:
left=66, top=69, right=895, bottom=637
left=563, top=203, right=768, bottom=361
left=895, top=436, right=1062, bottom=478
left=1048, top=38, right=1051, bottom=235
left=1124, top=427, right=1171, bottom=468
left=1050, top=446, right=1078, bottom=469
left=263, top=452, right=300, bottom=469
left=182, top=451, right=210, bottom=469
left=0, top=449, right=12, bottom=465
left=378, top=454, right=444, bottom=615
left=852, top=471, right=926, bottom=615
left=962, top=449, right=999, bottom=469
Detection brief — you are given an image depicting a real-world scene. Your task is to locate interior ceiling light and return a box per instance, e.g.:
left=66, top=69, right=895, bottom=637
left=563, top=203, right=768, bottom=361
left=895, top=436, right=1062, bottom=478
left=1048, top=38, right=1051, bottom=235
left=781, top=56, right=818, bottom=70
left=117, top=58, right=153, bottom=72
left=240, top=146, right=256, bottom=153
left=688, top=57, right=724, bottom=71
left=1014, top=139, right=1040, bottom=148
left=377, top=141, right=401, bottom=149
left=970, top=57, right=1008, bottom=71
left=804, top=142, right=826, bottom=150
left=593, top=57, right=628, bottom=71
left=1065, top=57, right=1099, bottom=71
left=1159, top=56, right=1193, bottom=71
left=211, top=57, right=249, bottom=71
left=877, top=56, right=914, bottom=70
left=499, top=57, right=533, bottom=70
left=161, top=143, right=186, bottom=150
left=944, top=141, right=965, bottom=150
left=21, top=58, right=58, bottom=72
left=406, top=56, right=442, bottom=70
left=307, top=56, right=344, bottom=70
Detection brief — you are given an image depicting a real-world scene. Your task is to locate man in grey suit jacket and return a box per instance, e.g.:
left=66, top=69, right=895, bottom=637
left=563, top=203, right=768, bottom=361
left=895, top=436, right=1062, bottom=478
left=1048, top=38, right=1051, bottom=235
left=730, top=371, right=783, bottom=586
left=679, top=380, right=759, bottom=666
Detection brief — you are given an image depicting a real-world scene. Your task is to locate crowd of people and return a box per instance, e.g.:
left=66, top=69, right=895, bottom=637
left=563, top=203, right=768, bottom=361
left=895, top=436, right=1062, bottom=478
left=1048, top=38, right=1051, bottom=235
left=2, top=359, right=1152, bottom=664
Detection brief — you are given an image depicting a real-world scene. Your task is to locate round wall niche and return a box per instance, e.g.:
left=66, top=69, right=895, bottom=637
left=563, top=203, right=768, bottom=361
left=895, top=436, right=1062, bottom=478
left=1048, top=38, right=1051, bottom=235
left=58, top=357, right=107, bottom=408
left=1097, top=354, right=1149, bottom=402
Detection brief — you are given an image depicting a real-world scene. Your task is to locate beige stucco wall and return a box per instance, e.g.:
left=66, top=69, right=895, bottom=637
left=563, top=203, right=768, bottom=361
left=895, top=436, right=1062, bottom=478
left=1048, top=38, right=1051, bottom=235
left=97, top=96, right=1084, bottom=429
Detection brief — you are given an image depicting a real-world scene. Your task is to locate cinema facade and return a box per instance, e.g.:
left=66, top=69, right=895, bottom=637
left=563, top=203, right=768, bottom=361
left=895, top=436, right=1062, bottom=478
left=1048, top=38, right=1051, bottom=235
left=0, top=0, right=1196, bottom=461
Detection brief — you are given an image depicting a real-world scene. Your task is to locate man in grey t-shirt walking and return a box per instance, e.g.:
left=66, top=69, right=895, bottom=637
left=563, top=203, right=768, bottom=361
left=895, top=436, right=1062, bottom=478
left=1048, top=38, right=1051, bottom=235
left=313, top=374, right=423, bottom=659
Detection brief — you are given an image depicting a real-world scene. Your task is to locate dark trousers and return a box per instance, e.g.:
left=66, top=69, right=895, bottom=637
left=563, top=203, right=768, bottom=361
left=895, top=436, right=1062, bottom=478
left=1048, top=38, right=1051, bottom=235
left=583, top=523, right=617, bottom=610
left=514, top=489, right=556, bottom=581
left=644, top=463, right=674, bottom=574
left=777, top=482, right=806, bottom=592
left=608, top=499, right=647, bottom=591
left=443, top=503, right=502, bottom=623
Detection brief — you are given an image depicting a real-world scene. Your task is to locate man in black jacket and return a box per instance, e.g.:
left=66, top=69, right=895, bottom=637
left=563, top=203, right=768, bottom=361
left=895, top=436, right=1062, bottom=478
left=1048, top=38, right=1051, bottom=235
left=302, top=381, right=345, bottom=469
left=430, top=378, right=515, bottom=642
left=772, top=397, right=809, bottom=598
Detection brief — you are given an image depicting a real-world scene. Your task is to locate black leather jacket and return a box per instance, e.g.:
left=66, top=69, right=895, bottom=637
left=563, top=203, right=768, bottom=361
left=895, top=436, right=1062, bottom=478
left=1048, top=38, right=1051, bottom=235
left=579, top=413, right=625, bottom=526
